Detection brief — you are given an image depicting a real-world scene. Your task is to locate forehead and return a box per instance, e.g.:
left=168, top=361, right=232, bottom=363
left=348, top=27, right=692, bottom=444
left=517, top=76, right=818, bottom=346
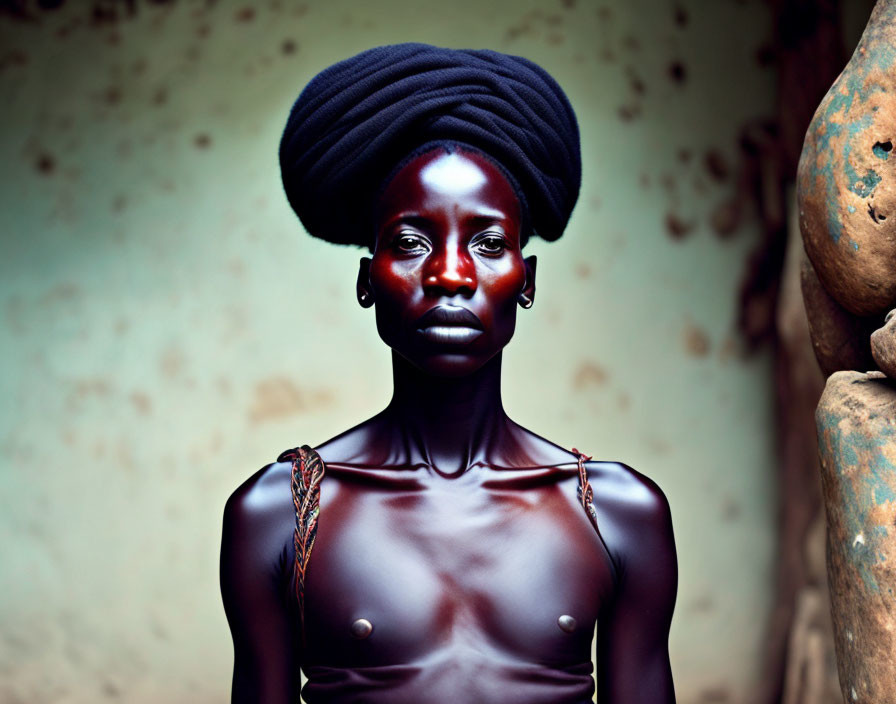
left=375, top=148, right=522, bottom=222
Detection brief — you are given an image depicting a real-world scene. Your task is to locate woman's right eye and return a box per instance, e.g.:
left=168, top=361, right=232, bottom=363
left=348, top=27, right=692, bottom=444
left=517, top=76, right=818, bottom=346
left=393, top=233, right=427, bottom=253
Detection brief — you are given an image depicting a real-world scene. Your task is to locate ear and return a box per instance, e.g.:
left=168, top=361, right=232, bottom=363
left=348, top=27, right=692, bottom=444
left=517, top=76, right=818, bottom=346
left=519, top=254, right=537, bottom=308
left=357, top=257, right=375, bottom=308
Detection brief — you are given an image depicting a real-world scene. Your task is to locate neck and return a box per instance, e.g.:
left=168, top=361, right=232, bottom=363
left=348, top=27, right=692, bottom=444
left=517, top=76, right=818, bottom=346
left=383, top=350, right=510, bottom=476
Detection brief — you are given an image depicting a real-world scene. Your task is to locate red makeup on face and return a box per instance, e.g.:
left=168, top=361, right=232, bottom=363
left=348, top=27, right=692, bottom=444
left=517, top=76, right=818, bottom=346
left=367, top=147, right=531, bottom=377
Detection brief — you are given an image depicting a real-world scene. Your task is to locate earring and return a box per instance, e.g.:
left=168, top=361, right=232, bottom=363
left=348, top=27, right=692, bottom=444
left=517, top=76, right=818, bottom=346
left=359, top=291, right=373, bottom=306
left=519, top=294, right=533, bottom=309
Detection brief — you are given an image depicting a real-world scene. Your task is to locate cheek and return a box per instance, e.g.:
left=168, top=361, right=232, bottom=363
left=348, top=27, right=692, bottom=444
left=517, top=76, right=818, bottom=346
left=369, top=258, right=422, bottom=346
left=369, top=257, right=415, bottom=302
left=487, top=258, right=527, bottom=301
left=480, top=262, right=526, bottom=329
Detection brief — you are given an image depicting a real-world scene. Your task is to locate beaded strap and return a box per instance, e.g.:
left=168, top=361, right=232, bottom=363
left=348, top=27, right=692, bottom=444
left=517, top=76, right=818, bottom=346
left=277, top=444, right=325, bottom=625
left=571, top=447, right=599, bottom=531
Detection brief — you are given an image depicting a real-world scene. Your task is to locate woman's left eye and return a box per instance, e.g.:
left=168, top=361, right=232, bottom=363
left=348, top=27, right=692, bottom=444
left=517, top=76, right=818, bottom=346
left=474, top=235, right=507, bottom=255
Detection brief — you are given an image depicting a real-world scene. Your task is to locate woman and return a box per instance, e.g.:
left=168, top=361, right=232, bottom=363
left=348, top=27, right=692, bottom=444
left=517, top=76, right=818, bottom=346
left=220, top=43, right=677, bottom=704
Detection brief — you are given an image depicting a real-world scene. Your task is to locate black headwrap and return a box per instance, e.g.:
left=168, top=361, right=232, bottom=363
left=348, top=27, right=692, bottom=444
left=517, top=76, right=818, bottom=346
left=279, top=42, right=581, bottom=248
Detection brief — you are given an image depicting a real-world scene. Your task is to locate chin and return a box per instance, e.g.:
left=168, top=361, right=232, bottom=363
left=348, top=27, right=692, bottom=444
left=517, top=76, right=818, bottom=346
left=396, top=345, right=503, bottom=379
left=415, top=355, right=488, bottom=378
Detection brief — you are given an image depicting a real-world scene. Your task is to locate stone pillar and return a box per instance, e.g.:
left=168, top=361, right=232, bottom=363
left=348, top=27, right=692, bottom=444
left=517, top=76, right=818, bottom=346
left=815, top=372, right=896, bottom=702
left=797, top=0, right=896, bottom=697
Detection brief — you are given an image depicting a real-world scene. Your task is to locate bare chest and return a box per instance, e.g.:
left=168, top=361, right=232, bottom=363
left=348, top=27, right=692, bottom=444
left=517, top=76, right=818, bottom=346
left=300, top=468, right=615, bottom=670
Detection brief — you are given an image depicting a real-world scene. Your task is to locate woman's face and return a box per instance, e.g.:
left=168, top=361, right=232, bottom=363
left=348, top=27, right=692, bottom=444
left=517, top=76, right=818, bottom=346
left=360, top=148, right=536, bottom=377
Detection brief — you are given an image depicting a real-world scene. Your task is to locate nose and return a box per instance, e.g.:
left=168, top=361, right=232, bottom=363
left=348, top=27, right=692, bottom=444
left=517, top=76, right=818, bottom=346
left=422, top=238, right=477, bottom=297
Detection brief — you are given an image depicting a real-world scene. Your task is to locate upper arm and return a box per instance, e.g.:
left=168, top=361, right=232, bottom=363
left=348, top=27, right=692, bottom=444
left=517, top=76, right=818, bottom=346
left=220, top=467, right=300, bottom=704
left=595, top=466, right=678, bottom=703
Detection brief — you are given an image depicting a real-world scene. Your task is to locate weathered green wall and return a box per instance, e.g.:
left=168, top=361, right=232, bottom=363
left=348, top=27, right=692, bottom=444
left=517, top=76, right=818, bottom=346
left=0, top=1, right=779, bottom=702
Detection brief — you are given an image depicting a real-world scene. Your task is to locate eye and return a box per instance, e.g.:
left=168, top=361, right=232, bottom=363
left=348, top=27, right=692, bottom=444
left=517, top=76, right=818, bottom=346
left=392, top=232, right=429, bottom=254
left=474, top=234, right=508, bottom=255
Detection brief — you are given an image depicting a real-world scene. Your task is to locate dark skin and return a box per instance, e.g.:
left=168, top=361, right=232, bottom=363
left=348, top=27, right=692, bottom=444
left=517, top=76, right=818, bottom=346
left=220, top=148, right=678, bottom=703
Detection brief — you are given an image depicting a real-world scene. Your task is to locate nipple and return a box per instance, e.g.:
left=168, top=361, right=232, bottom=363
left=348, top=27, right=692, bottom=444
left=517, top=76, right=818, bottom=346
left=557, top=615, right=577, bottom=633
left=351, top=618, right=373, bottom=639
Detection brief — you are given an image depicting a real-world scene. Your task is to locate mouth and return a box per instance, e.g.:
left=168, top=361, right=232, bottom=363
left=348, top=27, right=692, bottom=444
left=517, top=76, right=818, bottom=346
left=415, top=305, right=484, bottom=345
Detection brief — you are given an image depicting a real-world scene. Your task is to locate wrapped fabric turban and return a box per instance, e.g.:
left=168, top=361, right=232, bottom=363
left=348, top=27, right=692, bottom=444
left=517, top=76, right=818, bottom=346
left=279, top=43, right=581, bottom=248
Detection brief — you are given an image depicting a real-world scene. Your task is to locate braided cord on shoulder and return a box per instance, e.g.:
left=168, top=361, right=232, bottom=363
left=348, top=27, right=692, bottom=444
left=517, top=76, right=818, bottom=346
left=571, top=447, right=599, bottom=531
left=278, top=444, right=325, bottom=624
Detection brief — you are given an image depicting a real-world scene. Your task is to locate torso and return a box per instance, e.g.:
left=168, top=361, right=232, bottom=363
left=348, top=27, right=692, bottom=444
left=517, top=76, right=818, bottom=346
left=267, top=424, right=619, bottom=704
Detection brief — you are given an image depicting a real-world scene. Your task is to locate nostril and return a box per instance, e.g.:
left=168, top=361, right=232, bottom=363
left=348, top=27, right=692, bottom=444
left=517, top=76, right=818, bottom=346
left=423, top=271, right=476, bottom=292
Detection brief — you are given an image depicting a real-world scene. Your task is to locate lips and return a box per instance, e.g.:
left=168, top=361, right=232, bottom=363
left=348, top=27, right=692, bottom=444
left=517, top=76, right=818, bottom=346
left=415, top=305, right=483, bottom=330
left=415, top=305, right=484, bottom=346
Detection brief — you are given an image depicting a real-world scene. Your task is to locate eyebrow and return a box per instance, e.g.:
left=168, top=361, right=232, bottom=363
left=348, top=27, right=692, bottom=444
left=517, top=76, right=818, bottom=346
left=387, top=214, right=428, bottom=230
left=466, top=214, right=511, bottom=227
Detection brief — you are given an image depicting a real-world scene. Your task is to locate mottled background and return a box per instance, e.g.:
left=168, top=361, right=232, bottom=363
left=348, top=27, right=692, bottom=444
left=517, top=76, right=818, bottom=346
left=0, top=0, right=874, bottom=702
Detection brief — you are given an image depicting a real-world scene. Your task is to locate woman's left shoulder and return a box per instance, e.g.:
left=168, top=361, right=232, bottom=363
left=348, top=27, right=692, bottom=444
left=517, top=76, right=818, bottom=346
left=585, top=459, right=672, bottom=529
left=585, top=460, right=677, bottom=590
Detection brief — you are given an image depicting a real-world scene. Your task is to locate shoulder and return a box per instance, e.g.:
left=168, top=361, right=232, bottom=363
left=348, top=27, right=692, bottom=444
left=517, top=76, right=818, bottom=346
left=586, top=461, right=676, bottom=582
left=221, top=460, right=295, bottom=566
left=224, top=460, right=293, bottom=525
left=220, top=460, right=301, bottom=652
left=587, top=460, right=672, bottom=526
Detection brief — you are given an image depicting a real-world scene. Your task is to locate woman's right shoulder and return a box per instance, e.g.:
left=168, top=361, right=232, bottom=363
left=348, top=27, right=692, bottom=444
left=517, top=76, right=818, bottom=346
left=222, top=456, right=294, bottom=531
left=220, top=457, right=298, bottom=611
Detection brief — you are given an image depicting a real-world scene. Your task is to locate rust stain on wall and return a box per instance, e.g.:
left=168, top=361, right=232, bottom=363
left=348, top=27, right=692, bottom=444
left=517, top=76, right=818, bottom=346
left=248, top=376, right=332, bottom=423
left=572, top=361, right=609, bottom=389
left=683, top=320, right=711, bottom=357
